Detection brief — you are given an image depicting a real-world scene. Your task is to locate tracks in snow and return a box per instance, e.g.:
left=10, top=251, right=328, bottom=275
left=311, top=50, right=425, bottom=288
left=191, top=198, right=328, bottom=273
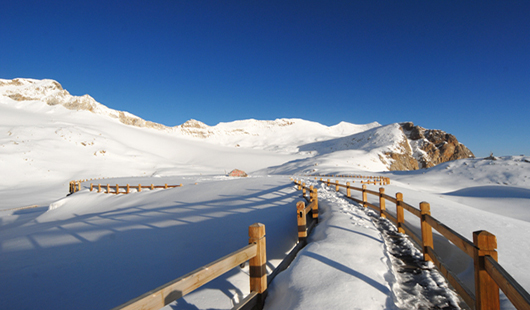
left=312, top=180, right=466, bottom=310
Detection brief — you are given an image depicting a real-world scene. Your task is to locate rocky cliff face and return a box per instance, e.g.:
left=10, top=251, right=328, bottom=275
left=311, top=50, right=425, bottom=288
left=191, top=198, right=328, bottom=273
left=395, top=122, right=475, bottom=169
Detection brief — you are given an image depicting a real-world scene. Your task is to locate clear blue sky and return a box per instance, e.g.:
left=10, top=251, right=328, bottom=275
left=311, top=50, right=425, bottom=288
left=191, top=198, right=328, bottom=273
left=2, top=1, right=529, bottom=157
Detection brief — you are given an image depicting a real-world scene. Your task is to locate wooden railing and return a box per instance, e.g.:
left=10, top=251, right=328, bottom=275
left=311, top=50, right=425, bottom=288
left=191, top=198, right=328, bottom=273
left=69, top=181, right=183, bottom=194
left=112, top=223, right=267, bottom=310
left=113, top=183, right=321, bottom=310
left=312, top=178, right=530, bottom=310
left=297, top=173, right=390, bottom=185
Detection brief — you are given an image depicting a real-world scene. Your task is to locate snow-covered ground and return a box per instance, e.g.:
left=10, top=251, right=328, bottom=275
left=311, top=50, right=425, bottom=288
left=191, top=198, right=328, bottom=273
left=1, top=79, right=529, bottom=309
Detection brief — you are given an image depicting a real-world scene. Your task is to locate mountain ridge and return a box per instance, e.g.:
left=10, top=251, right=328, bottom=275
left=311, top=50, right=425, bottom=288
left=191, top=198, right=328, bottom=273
left=0, top=78, right=474, bottom=175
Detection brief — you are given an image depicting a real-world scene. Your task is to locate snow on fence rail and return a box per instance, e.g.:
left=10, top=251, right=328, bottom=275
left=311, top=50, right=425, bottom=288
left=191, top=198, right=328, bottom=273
left=68, top=180, right=183, bottom=194
left=112, top=183, right=320, bottom=310
left=312, top=178, right=530, bottom=310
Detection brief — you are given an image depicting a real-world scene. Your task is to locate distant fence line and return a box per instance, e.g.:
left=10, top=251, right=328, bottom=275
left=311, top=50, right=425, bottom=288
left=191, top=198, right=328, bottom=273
left=69, top=180, right=183, bottom=195
left=297, top=173, right=390, bottom=185
left=111, top=180, right=320, bottom=310
left=298, top=177, right=530, bottom=310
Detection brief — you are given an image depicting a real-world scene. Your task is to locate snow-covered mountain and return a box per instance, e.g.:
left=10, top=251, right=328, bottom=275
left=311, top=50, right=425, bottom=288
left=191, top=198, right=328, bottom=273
left=1, top=78, right=472, bottom=166
left=0, top=78, right=474, bottom=207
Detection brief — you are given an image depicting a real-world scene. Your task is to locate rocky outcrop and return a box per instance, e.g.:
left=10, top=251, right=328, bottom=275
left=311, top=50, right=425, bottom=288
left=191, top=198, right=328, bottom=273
left=399, top=122, right=475, bottom=169
left=177, top=119, right=214, bottom=138
left=383, top=138, right=420, bottom=171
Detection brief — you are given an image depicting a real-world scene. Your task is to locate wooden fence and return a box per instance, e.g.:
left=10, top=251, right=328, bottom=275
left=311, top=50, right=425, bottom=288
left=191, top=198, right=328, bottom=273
left=311, top=178, right=530, bottom=310
left=112, top=183, right=320, bottom=310
left=297, top=173, right=390, bottom=185
left=69, top=181, right=183, bottom=194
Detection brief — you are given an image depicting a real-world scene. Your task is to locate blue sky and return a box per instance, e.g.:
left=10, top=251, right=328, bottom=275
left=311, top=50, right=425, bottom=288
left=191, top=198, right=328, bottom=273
left=1, top=1, right=529, bottom=157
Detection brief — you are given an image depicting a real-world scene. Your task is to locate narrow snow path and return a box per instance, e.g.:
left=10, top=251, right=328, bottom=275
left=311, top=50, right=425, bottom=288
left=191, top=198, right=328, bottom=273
left=264, top=179, right=464, bottom=309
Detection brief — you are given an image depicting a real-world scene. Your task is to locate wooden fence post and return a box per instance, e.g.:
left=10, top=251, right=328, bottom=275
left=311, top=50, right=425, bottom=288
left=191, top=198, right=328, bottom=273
left=312, top=188, right=319, bottom=222
left=90, top=183, right=93, bottom=191
left=249, top=223, right=267, bottom=298
left=309, top=186, right=314, bottom=201
left=473, top=230, right=500, bottom=310
left=302, top=183, right=306, bottom=196
left=335, top=180, right=339, bottom=192
left=297, top=201, right=307, bottom=243
left=107, top=184, right=110, bottom=194
left=165, top=183, right=168, bottom=189
left=396, top=193, right=405, bottom=233
left=379, top=188, right=386, bottom=218
left=138, top=184, right=141, bottom=192
left=420, top=202, right=433, bottom=262
left=151, top=184, right=154, bottom=190
left=362, top=185, right=367, bottom=207
left=126, top=184, right=130, bottom=194
left=346, top=182, right=351, bottom=197
left=115, top=184, right=119, bottom=195
left=98, top=184, right=101, bottom=193
left=327, top=179, right=330, bottom=186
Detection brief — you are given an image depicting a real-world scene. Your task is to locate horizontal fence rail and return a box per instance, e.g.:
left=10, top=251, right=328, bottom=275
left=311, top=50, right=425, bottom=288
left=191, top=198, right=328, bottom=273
left=309, top=178, right=530, bottom=310
left=112, top=223, right=267, bottom=310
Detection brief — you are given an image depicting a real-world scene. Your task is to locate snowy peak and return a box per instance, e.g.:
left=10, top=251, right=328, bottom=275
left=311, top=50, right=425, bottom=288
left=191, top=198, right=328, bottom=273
left=0, top=78, right=169, bottom=131
left=0, top=78, right=380, bottom=148
left=265, top=122, right=476, bottom=174
left=299, top=123, right=405, bottom=155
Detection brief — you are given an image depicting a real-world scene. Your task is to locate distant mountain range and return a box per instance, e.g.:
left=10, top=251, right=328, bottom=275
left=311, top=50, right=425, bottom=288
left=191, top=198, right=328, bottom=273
left=0, top=78, right=474, bottom=178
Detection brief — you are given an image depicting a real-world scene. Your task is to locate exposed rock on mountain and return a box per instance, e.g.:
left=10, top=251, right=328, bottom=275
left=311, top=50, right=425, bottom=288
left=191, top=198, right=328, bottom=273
left=382, top=138, right=419, bottom=171
left=399, top=122, right=475, bottom=169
